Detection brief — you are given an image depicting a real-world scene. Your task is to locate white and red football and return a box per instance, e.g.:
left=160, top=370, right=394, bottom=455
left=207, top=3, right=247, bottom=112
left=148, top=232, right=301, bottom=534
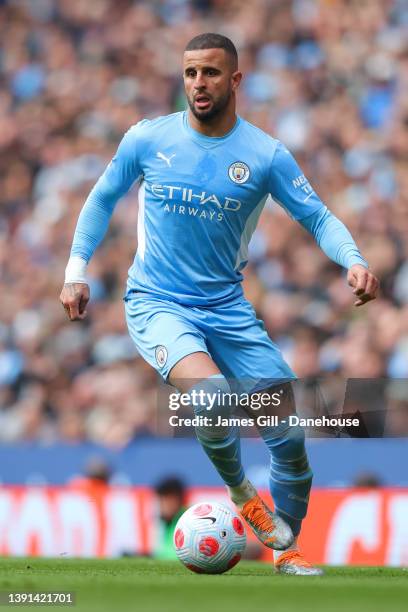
left=173, top=501, right=246, bottom=574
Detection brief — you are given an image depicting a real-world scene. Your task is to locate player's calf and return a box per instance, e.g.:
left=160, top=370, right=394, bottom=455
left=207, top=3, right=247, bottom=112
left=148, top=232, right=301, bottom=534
left=190, top=375, right=245, bottom=487
left=261, top=421, right=313, bottom=538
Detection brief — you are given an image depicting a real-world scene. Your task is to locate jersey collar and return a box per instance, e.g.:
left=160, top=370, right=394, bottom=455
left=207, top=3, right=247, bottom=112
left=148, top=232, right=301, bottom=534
left=182, top=111, right=241, bottom=146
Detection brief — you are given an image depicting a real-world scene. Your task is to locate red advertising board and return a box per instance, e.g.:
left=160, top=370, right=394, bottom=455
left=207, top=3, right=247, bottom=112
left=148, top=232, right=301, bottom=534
left=0, top=485, right=406, bottom=566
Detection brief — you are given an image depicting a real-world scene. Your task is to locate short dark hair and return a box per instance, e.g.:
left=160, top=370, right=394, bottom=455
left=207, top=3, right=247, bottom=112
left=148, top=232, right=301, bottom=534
left=155, top=476, right=185, bottom=498
left=185, top=33, right=238, bottom=69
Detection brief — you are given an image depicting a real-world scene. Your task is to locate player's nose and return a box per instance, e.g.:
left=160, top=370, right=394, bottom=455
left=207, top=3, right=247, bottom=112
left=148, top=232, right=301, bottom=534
left=193, top=72, right=206, bottom=89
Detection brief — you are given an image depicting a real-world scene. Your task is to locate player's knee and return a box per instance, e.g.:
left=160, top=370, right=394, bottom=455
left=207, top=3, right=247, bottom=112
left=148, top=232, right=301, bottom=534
left=189, top=375, right=232, bottom=416
left=188, top=375, right=234, bottom=440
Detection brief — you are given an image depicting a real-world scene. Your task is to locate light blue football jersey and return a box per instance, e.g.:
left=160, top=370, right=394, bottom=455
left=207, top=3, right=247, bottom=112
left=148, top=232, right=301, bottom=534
left=98, top=111, right=324, bottom=305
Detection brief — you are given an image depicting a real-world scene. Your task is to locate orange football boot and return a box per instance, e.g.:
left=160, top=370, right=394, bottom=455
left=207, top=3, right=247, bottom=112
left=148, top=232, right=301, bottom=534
left=275, top=550, right=324, bottom=575
left=240, top=495, right=293, bottom=550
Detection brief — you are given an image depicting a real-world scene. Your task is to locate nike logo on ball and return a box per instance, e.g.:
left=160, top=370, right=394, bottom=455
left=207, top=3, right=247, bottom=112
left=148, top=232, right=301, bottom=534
left=198, top=516, right=216, bottom=524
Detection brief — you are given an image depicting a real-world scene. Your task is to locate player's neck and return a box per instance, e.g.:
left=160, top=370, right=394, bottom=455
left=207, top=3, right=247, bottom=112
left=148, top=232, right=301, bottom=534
left=187, top=109, right=238, bottom=138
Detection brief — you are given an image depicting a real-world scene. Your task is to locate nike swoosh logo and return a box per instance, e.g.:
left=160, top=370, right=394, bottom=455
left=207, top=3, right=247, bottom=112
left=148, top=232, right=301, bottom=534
left=198, top=516, right=216, bottom=524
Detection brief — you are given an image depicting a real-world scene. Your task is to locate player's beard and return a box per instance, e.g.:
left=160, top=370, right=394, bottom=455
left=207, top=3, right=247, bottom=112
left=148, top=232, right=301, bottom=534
left=187, top=89, right=232, bottom=122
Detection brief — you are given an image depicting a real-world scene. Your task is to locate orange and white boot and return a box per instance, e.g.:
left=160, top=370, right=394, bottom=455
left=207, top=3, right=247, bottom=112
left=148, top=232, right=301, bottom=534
left=274, top=547, right=324, bottom=576
left=227, top=478, right=293, bottom=550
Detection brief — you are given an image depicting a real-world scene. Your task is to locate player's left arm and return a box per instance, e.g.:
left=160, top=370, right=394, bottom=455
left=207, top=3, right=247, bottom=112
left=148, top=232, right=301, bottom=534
left=268, top=141, right=379, bottom=307
left=299, top=208, right=379, bottom=307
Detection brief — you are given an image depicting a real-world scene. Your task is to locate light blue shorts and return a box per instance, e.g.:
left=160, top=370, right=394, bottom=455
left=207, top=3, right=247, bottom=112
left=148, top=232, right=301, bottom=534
left=124, top=293, right=295, bottom=392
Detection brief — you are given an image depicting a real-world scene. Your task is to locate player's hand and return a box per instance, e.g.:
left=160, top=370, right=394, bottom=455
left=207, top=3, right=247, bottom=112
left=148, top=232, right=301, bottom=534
left=347, top=264, right=379, bottom=307
left=59, top=283, right=90, bottom=321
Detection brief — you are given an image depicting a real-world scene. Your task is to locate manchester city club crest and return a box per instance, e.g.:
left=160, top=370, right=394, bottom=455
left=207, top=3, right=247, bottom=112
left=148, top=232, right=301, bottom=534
left=155, top=345, right=168, bottom=367
left=228, top=161, right=250, bottom=184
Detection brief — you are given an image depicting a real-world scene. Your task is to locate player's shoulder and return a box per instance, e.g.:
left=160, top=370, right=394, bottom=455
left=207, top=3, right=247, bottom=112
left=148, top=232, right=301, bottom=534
left=238, top=117, right=285, bottom=170
left=127, top=112, right=182, bottom=137
left=241, top=117, right=279, bottom=147
left=238, top=117, right=283, bottom=163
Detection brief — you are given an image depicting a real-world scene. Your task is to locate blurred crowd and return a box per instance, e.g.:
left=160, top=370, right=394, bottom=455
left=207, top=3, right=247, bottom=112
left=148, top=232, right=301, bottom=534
left=1, top=0, right=408, bottom=446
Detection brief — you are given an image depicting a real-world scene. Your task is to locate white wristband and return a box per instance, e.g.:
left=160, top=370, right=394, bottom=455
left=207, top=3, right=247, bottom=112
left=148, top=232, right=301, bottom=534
left=64, top=256, right=88, bottom=284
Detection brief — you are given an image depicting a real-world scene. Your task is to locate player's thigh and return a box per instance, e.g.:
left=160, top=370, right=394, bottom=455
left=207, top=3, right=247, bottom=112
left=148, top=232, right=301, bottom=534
left=124, top=294, right=210, bottom=381
left=206, top=297, right=296, bottom=391
left=169, top=352, right=221, bottom=392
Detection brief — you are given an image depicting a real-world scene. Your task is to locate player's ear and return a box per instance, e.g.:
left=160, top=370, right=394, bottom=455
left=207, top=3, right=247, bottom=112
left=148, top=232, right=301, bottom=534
left=231, top=71, right=242, bottom=92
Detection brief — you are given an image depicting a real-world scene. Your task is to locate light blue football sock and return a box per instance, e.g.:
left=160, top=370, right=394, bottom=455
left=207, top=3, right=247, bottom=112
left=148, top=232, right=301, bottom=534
left=258, top=421, right=312, bottom=536
left=189, top=374, right=245, bottom=487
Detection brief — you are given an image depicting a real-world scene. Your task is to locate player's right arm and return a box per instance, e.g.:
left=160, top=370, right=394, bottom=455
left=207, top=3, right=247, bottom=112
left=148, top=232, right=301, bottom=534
left=60, top=125, right=142, bottom=321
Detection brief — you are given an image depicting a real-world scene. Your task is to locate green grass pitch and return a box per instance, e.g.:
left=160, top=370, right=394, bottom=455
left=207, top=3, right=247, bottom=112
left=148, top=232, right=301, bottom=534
left=0, top=558, right=407, bottom=612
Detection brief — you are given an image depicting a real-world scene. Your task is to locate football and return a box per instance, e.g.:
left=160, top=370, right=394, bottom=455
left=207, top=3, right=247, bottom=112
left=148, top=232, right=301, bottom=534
left=173, top=501, right=246, bottom=574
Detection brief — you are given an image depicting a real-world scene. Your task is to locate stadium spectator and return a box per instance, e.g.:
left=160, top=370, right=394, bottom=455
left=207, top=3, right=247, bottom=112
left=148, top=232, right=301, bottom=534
left=0, top=0, right=407, bottom=445
left=384, top=379, right=408, bottom=436
left=152, top=476, right=187, bottom=560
